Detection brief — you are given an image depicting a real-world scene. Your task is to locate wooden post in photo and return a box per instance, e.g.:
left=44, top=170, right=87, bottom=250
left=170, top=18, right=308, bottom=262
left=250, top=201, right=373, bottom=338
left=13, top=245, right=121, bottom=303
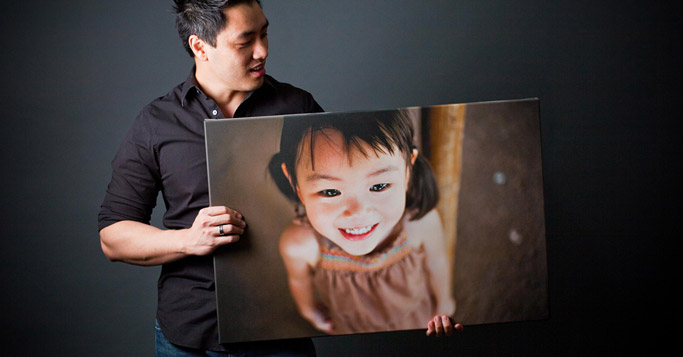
left=428, top=104, right=466, bottom=273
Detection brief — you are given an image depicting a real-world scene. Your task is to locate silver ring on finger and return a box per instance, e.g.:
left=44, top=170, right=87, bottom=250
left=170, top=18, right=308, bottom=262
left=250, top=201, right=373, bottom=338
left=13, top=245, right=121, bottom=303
left=218, top=224, right=225, bottom=236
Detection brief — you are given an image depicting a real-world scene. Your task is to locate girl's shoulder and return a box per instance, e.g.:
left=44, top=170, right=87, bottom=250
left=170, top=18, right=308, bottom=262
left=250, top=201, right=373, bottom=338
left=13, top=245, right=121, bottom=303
left=279, top=220, right=321, bottom=266
left=403, top=209, right=444, bottom=247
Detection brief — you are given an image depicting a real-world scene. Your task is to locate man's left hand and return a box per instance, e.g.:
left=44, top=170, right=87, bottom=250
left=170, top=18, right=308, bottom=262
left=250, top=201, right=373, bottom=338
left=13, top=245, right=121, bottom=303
left=426, top=315, right=464, bottom=337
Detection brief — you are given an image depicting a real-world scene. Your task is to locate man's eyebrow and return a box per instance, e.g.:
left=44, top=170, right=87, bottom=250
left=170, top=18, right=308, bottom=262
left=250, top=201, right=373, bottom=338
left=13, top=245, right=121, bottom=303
left=237, top=19, right=269, bottom=39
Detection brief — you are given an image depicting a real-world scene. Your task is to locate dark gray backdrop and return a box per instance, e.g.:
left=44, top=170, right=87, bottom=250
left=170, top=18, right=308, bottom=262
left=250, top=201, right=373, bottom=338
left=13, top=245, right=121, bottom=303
left=0, top=0, right=677, bottom=355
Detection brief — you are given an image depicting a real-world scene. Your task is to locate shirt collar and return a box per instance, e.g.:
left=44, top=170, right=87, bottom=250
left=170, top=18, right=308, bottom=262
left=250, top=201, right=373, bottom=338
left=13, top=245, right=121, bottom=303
left=180, top=66, right=276, bottom=108
left=180, top=68, right=200, bottom=108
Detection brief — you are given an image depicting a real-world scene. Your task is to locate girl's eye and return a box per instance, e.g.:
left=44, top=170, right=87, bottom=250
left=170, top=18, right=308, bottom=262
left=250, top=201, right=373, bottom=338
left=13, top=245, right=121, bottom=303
left=370, top=183, right=390, bottom=192
left=319, top=189, right=341, bottom=197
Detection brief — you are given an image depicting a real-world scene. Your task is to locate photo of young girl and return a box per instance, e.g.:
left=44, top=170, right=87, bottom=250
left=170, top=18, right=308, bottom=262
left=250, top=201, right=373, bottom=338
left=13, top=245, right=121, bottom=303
left=206, top=99, right=547, bottom=343
left=268, top=109, right=457, bottom=335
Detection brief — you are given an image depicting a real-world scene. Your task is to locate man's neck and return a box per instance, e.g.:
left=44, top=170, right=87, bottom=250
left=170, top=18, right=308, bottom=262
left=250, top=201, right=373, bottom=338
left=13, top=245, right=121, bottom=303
left=216, top=92, right=248, bottom=119
left=194, top=68, right=248, bottom=119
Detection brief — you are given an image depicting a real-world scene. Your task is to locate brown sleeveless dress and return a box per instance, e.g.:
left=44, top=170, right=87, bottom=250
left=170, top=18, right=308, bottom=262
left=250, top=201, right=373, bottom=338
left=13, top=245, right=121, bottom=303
left=312, top=234, right=436, bottom=334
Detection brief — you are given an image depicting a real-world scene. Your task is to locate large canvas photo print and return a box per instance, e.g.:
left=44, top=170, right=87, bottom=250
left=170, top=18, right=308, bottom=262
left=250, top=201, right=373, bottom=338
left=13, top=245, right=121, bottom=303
left=205, top=98, right=548, bottom=344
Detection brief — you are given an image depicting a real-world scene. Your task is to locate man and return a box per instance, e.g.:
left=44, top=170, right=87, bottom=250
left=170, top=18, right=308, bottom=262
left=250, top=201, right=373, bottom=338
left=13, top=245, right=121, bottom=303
left=100, top=0, right=461, bottom=354
left=99, top=0, right=322, bottom=354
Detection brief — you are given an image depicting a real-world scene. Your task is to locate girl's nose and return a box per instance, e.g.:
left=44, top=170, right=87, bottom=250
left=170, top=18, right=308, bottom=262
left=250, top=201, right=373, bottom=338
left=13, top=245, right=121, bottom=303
left=342, top=195, right=366, bottom=217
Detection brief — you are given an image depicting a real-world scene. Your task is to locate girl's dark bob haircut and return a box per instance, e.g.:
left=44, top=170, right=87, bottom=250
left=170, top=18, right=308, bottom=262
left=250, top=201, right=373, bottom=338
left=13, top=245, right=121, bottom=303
left=268, top=109, right=439, bottom=221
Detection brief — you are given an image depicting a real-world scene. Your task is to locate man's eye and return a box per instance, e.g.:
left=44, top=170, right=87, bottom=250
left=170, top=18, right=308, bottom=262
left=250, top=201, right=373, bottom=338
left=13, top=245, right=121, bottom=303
left=319, top=189, right=341, bottom=197
left=370, top=183, right=390, bottom=192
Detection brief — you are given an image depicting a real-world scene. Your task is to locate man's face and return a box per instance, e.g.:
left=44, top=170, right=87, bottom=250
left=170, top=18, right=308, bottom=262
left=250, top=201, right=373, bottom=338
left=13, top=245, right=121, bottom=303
left=203, top=2, right=269, bottom=93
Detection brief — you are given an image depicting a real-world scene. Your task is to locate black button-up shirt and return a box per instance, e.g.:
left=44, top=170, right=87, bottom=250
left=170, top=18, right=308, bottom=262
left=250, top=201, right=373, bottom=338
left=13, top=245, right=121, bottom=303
left=99, top=70, right=323, bottom=350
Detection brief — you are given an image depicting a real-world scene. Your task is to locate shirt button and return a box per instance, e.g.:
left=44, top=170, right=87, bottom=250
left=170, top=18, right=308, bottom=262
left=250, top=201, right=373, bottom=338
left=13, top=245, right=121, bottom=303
left=212, top=110, right=218, bottom=116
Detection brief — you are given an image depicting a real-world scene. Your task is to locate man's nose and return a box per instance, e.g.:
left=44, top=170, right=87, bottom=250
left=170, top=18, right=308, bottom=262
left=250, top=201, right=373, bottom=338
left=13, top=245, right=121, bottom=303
left=253, top=37, right=268, bottom=60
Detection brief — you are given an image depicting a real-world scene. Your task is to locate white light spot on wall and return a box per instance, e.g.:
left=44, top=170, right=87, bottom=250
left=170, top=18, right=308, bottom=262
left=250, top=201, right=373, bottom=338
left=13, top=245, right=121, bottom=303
left=493, top=171, right=506, bottom=185
left=509, top=229, right=522, bottom=245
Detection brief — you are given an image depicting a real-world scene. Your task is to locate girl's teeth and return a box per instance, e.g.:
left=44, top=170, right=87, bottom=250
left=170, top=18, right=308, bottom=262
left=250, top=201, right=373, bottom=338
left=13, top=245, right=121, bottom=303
left=344, top=226, right=372, bottom=235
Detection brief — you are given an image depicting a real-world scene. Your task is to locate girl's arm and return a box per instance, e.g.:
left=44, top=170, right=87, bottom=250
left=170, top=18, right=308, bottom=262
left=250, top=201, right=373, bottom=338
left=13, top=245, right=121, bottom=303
left=279, top=223, right=335, bottom=334
left=414, top=209, right=462, bottom=336
left=415, top=209, right=456, bottom=316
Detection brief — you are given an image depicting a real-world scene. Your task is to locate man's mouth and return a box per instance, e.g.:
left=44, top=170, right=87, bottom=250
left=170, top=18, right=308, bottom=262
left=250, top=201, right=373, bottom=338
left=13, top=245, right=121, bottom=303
left=249, top=64, right=266, bottom=76
left=338, top=223, right=378, bottom=241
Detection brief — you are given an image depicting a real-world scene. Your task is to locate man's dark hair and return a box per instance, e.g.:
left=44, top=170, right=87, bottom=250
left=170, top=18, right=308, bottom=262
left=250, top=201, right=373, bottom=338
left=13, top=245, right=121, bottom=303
left=173, top=0, right=262, bottom=57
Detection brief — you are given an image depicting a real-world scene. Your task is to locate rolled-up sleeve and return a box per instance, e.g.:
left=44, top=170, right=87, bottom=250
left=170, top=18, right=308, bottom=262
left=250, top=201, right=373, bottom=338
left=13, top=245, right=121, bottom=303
left=98, top=109, right=161, bottom=231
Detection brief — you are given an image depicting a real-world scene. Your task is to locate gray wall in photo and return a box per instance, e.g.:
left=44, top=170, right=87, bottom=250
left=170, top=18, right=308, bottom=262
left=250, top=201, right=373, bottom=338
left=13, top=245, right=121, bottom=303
left=0, top=0, right=677, bottom=355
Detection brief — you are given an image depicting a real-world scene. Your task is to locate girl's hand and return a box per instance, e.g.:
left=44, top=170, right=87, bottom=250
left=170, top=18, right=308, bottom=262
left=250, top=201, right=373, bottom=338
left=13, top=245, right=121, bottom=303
left=305, top=305, right=335, bottom=334
left=426, top=315, right=463, bottom=337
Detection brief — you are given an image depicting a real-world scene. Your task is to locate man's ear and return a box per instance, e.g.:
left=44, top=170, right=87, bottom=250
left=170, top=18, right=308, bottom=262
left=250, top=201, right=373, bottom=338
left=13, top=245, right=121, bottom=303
left=281, top=163, right=304, bottom=202
left=188, top=35, right=208, bottom=61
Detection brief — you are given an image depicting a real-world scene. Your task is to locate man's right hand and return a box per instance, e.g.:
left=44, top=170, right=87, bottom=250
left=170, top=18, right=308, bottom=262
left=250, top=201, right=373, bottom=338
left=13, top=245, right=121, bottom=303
left=99, top=206, right=246, bottom=266
left=182, top=206, right=246, bottom=256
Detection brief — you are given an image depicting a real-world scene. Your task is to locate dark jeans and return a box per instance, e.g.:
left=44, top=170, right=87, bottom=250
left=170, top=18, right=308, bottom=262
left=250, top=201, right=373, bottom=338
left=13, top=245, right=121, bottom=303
left=155, top=321, right=316, bottom=356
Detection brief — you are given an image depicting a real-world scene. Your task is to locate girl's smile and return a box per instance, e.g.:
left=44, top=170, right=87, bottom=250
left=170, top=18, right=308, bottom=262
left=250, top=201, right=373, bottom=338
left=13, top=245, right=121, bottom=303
left=338, top=223, right=379, bottom=241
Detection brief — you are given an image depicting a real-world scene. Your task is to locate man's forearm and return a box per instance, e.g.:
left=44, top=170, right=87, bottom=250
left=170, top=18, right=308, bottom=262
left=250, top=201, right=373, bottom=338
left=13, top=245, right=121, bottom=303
left=100, top=206, right=245, bottom=266
left=100, top=220, right=188, bottom=266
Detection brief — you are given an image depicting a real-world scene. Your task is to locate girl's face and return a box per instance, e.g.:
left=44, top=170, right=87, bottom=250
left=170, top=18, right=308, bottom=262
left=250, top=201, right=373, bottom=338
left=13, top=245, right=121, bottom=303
left=290, top=129, right=414, bottom=256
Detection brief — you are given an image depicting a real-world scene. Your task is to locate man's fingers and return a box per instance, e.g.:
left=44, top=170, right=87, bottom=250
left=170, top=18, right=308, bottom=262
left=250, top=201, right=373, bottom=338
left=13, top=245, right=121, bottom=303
left=214, top=215, right=246, bottom=229
left=426, top=320, right=435, bottom=336
left=202, top=205, right=243, bottom=218
left=427, top=315, right=463, bottom=337
left=441, top=315, right=454, bottom=336
left=215, top=223, right=245, bottom=237
left=216, top=235, right=240, bottom=245
left=209, top=211, right=246, bottom=230
left=433, top=316, right=444, bottom=336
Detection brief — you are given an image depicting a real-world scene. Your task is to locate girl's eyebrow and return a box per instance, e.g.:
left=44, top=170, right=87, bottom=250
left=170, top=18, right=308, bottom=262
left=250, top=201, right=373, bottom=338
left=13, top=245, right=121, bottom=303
left=306, top=165, right=400, bottom=183
left=305, top=173, right=341, bottom=183
left=368, top=165, right=399, bottom=177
